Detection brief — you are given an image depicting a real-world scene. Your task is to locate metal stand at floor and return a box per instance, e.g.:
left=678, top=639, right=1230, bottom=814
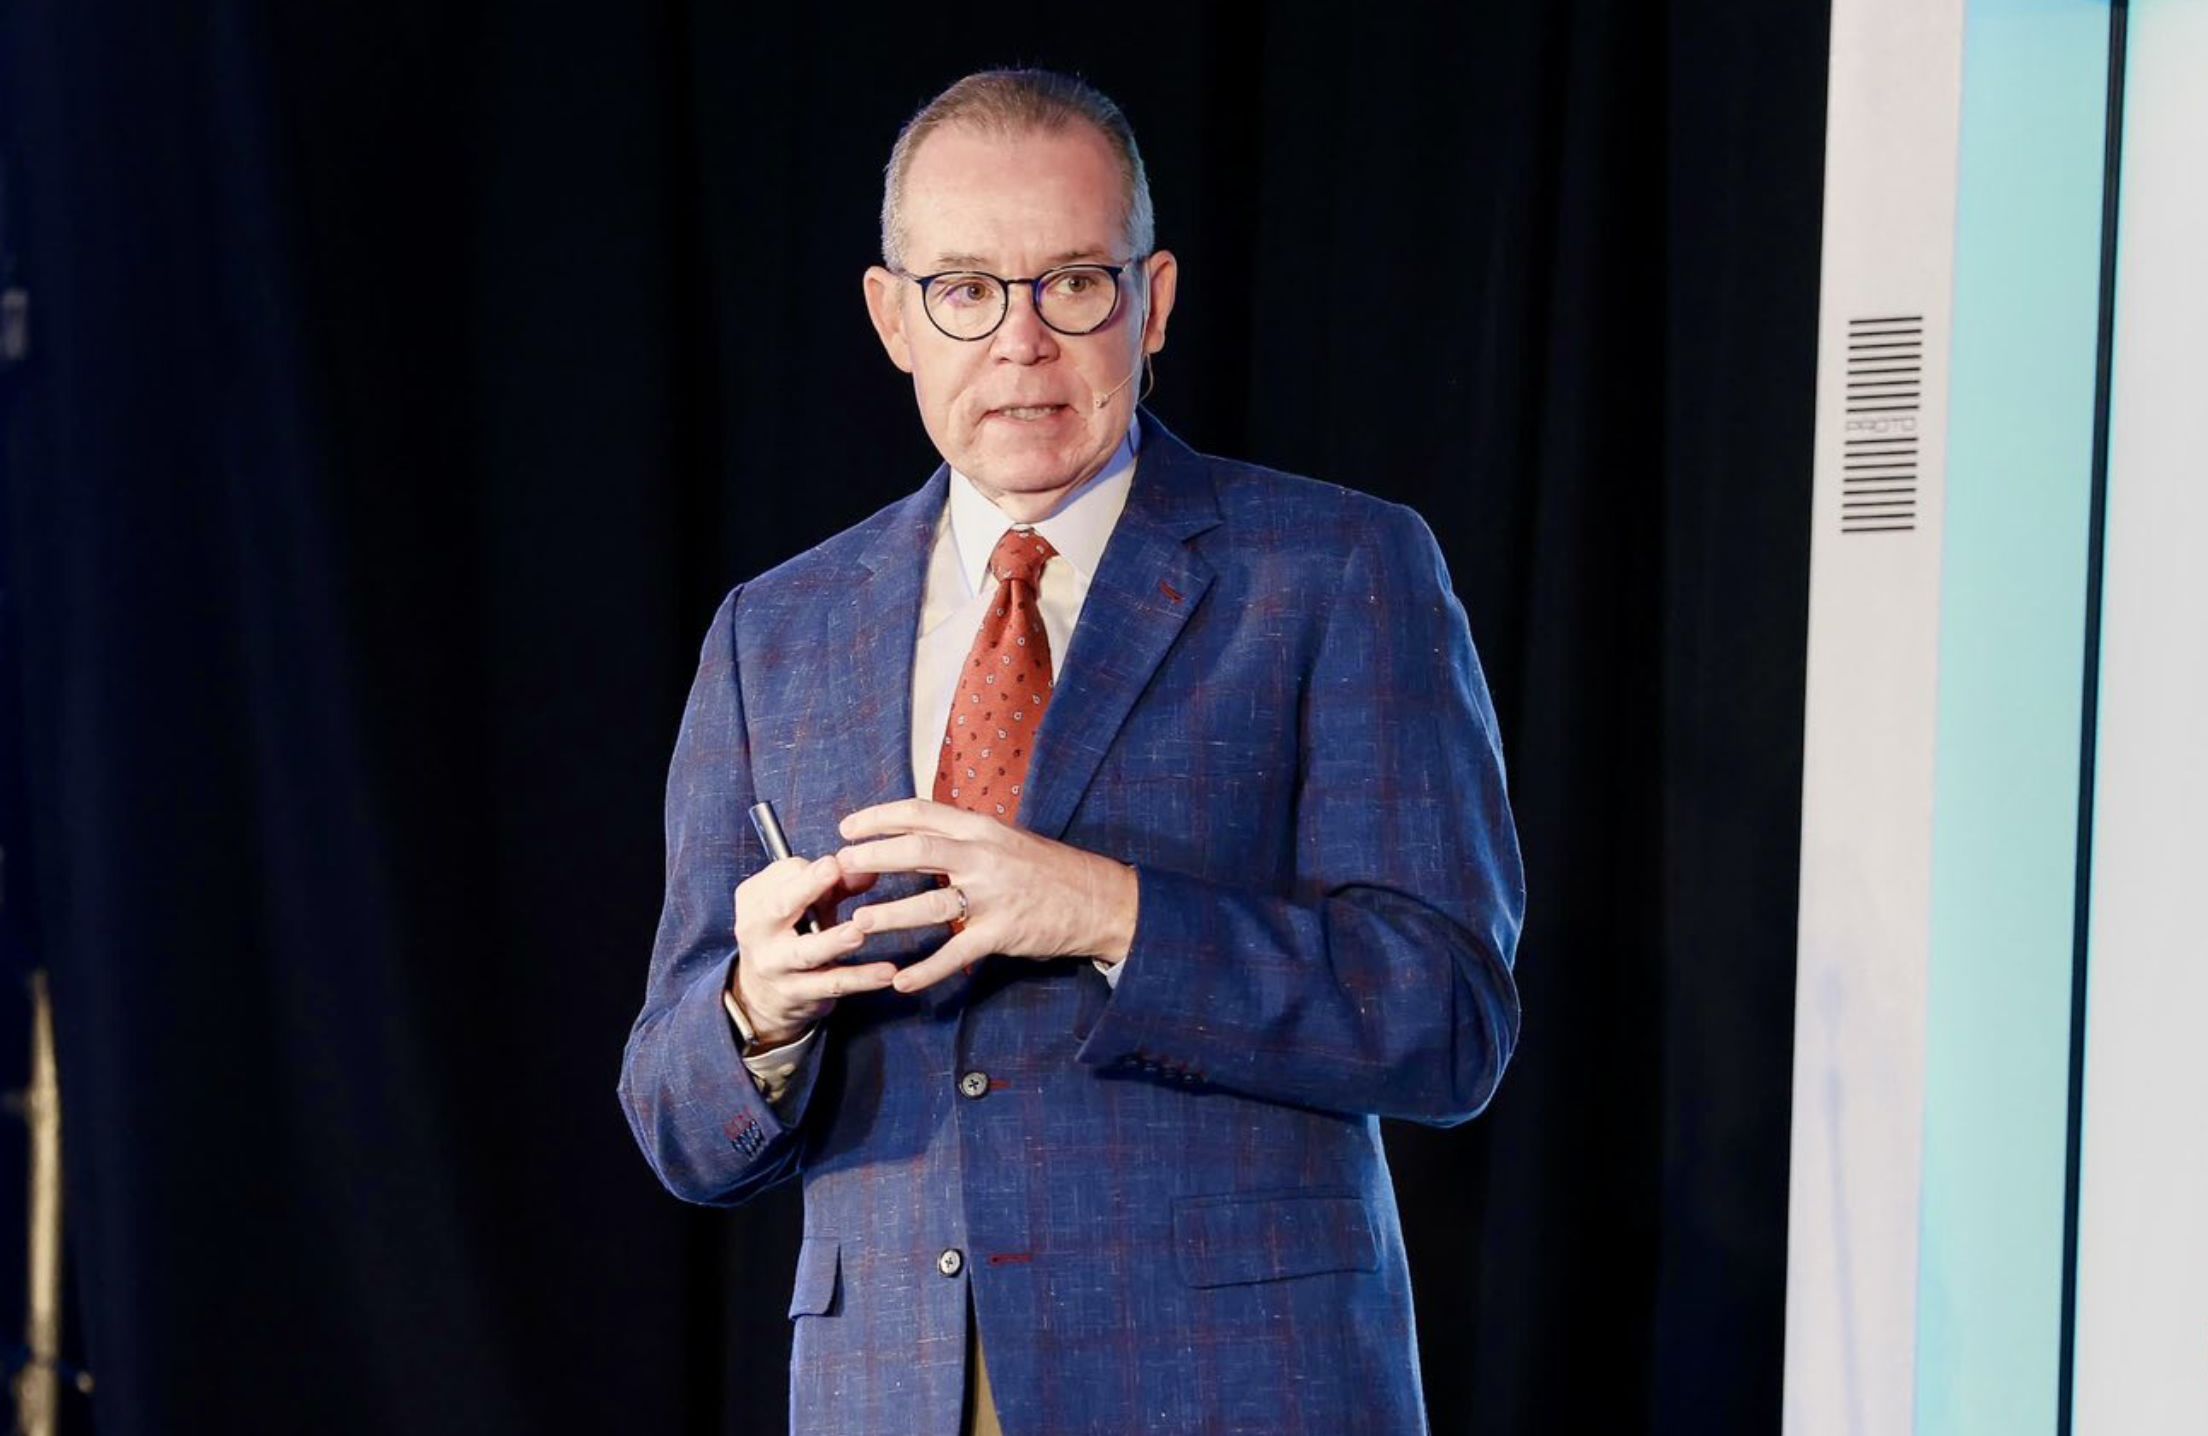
left=10, top=971, right=85, bottom=1436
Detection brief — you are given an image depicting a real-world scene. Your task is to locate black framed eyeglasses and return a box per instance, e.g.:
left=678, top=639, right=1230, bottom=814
left=894, top=258, right=1146, bottom=342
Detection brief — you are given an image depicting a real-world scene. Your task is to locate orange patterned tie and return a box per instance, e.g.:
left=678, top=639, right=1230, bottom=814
left=934, top=527, right=1057, bottom=823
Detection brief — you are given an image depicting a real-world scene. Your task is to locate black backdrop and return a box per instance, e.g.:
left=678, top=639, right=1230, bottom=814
left=0, top=2, right=1825, bottom=1432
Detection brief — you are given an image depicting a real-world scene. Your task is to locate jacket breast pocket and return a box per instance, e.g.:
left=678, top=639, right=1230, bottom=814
left=1172, top=1190, right=1379, bottom=1289
left=787, top=1236, right=841, bottom=1318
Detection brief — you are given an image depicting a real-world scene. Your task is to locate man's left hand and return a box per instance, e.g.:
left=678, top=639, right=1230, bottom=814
left=835, top=799, right=1139, bottom=993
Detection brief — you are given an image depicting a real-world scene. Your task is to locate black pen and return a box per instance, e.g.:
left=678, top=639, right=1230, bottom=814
left=747, top=800, right=825, bottom=935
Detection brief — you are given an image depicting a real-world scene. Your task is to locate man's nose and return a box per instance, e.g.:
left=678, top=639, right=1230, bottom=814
left=991, top=283, right=1060, bottom=363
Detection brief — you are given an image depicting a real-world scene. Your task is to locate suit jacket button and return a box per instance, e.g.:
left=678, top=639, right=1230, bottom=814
left=938, top=1248, right=965, bottom=1278
left=959, top=1071, right=990, bottom=1099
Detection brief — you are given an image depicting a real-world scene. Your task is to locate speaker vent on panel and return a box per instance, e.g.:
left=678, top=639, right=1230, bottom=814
left=1842, top=314, right=1922, bottom=534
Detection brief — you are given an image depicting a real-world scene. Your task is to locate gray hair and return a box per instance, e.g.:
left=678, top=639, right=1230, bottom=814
left=880, top=69, right=1156, bottom=271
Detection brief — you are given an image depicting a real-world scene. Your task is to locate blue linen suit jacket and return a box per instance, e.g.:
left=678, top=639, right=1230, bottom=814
left=620, top=412, right=1524, bottom=1436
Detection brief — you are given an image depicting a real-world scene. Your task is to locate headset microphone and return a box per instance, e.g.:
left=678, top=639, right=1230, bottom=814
left=1094, top=361, right=1141, bottom=409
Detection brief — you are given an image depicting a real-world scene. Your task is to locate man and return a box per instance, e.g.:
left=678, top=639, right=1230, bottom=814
left=620, top=69, right=1524, bottom=1436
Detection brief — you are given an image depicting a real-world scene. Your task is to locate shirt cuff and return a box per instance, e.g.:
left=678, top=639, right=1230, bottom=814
left=722, top=988, right=818, bottom=1105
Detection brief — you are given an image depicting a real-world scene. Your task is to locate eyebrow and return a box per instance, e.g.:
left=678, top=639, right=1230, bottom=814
left=926, top=247, right=1117, bottom=272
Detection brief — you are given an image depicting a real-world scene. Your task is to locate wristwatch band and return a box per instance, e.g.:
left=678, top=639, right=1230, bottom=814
left=725, top=984, right=771, bottom=1058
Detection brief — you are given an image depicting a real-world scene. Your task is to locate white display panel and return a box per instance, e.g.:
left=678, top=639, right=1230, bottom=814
left=1784, top=3, right=1965, bottom=1431
left=1790, top=4, right=2133, bottom=1433
left=2069, top=3, right=2208, bottom=1430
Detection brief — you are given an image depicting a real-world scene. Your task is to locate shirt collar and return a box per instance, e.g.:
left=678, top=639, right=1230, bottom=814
left=947, top=415, right=1140, bottom=596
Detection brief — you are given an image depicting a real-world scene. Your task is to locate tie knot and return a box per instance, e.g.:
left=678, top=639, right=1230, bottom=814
left=989, top=528, right=1058, bottom=588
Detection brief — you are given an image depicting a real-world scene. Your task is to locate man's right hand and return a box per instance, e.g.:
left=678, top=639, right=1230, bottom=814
left=729, top=854, right=897, bottom=1048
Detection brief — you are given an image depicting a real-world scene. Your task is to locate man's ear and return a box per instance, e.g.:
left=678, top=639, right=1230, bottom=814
left=863, top=266, right=915, bottom=373
left=1140, top=250, right=1179, bottom=356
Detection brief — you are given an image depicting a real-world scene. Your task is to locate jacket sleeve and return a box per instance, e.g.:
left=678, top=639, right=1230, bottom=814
left=1075, top=501, right=1526, bottom=1126
left=618, top=587, right=823, bottom=1204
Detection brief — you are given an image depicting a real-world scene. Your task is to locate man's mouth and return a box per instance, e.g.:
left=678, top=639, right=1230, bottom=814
left=987, top=403, right=1070, bottom=422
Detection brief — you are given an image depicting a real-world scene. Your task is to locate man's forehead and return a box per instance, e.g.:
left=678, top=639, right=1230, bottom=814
left=899, top=123, right=1128, bottom=269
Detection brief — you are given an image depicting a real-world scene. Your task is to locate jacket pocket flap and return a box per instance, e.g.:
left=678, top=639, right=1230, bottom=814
left=787, top=1237, right=840, bottom=1318
left=1172, top=1191, right=1379, bottom=1289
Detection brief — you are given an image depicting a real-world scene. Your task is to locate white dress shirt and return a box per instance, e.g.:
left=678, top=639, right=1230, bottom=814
left=729, top=419, right=1142, bottom=1102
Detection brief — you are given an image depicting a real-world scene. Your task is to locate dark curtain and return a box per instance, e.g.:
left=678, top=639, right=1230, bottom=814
left=0, top=1, right=1823, bottom=1431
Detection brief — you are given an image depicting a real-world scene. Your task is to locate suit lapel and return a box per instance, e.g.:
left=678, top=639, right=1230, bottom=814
left=843, top=466, right=947, bottom=820
left=1021, top=413, right=1223, bottom=842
